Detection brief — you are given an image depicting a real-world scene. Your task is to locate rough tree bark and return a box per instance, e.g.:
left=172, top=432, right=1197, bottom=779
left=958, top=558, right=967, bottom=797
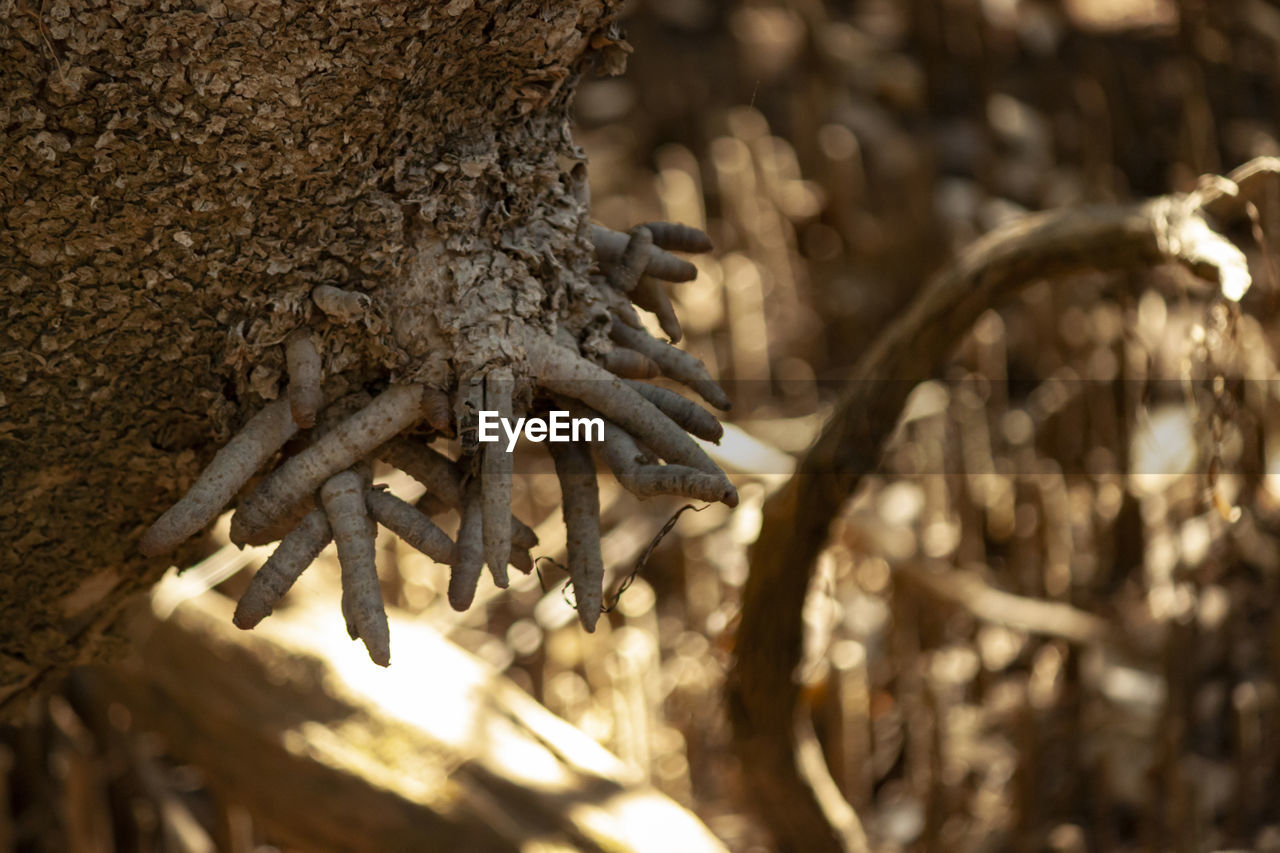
left=0, top=1, right=632, bottom=715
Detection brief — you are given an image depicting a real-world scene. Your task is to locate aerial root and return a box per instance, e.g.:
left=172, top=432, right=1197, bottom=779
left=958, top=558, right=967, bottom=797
left=549, top=440, right=605, bottom=632
left=623, top=381, right=723, bottom=443
left=608, top=322, right=731, bottom=411
left=230, top=384, right=429, bottom=546
left=600, top=347, right=660, bottom=379
left=607, top=225, right=653, bottom=292
left=449, top=478, right=485, bottom=611
left=232, top=508, right=332, bottom=630
left=594, top=282, right=644, bottom=328
left=420, top=386, right=453, bottom=433
left=525, top=332, right=722, bottom=476
left=233, top=391, right=372, bottom=548
left=643, top=222, right=713, bottom=253
left=482, top=368, right=514, bottom=589
left=598, top=421, right=738, bottom=506
left=140, top=398, right=299, bottom=556
left=285, top=330, right=324, bottom=429
left=365, top=488, right=456, bottom=565
left=590, top=224, right=699, bottom=282
left=376, top=438, right=538, bottom=555
left=321, top=467, right=389, bottom=666
left=631, top=276, right=683, bottom=342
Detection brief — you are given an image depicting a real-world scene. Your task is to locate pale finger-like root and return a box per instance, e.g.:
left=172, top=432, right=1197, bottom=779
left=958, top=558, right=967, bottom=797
left=311, top=284, right=370, bottom=322
left=140, top=398, right=298, bottom=556
left=590, top=224, right=698, bottom=282
left=233, top=508, right=332, bottom=630
left=609, top=323, right=731, bottom=411
left=643, top=222, right=713, bottom=253
left=593, top=281, right=644, bottom=328
left=600, top=347, right=660, bottom=379
left=525, top=332, right=722, bottom=476
left=481, top=369, right=513, bottom=588
left=285, top=329, right=324, bottom=429
left=449, top=478, right=485, bottom=611
left=365, top=488, right=456, bottom=565
left=376, top=438, right=538, bottom=551
left=231, top=384, right=429, bottom=545
left=624, top=381, right=723, bottom=443
left=549, top=440, right=605, bottom=632
left=235, top=391, right=373, bottom=548
left=321, top=468, right=390, bottom=667
left=598, top=420, right=738, bottom=506
left=606, top=225, right=653, bottom=292
left=631, top=276, right=683, bottom=342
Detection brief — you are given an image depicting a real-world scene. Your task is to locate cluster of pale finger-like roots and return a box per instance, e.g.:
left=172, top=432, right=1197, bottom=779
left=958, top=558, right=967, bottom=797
left=140, top=222, right=736, bottom=665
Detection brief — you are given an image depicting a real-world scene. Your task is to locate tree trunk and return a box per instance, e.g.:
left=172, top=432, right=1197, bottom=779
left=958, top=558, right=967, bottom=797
left=0, top=0, right=624, bottom=715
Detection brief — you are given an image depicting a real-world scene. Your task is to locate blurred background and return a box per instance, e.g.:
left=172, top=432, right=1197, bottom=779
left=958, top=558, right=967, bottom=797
left=9, top=0, right=1280, bottom=850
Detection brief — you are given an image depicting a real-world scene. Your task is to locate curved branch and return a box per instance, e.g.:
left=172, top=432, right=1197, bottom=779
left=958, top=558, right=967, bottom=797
left=727, top=169, right=1264, bottom=853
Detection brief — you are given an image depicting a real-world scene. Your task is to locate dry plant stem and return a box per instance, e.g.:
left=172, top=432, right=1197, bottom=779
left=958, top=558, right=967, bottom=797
left=525, top=332, right=724, bottom=477
left=548, top=440, right=604, bottom=631
left=310, top=284, right=369, bottom=322
left=365, top=489, right=456, bottom=565
left=233, top=509, right=332, bottom=630
left=139, top=398, right=298, bottom=556
left=481, top=368, right=513, bottom=588
left=449, top=479, right=485, bottom=611
left=376, top=438, right=538, bottom=550
left=590, top=224, right=699, bottom=282
left=321, top=468, right=389, bottom=666
left=608, top=322, right=731, bottom=411
left=600, top=347, right=661, bottom=379
left=285, top=330, right=324, bottom=429
left=230, top=384, right=428, bottom=545
left=728, top=189, right=1260, bottom=853
left=623, top=381, right=724, bottom=442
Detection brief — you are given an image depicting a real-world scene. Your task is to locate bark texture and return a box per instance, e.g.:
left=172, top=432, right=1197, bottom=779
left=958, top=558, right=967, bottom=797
left=0, top=0, right=624, bottom=714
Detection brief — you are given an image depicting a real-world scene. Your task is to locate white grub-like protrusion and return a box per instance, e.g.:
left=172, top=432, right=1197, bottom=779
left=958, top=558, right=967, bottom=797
left=140, top=398, right=299, bottom=556
left=525, top=333, right=722, bottom=477
left=365, top=488, right=456, bottom=565
left=481, top=368, right=513, bottom=588
left=609, top=322, right=731, bottom=411
left=449, top=478, right=485, bottom=611
left=600, top=347, right=660, bottom=379
left=631, top=276, right=683, bottom=342
left=598, top=419, right=738, bottom=506
left=624, top=381, right=724, bottom=443
left=590, top=224, right=699, bottom=283
left=549, top=440, right=605, bottom=632
left=643, top=222, right=713, bottom=254
left=230, top=384, right=428, bottom=545
left=376, top=438, right=538, bottom=551
left=285, top=329, right=324, bottom=429
left=321, top=468, right=389, bottom=667
left=233, top=508, right=332, bottom=630
left=607, top=225, right=653, bottom=293
left=311, top=284, right=370, bottom=322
